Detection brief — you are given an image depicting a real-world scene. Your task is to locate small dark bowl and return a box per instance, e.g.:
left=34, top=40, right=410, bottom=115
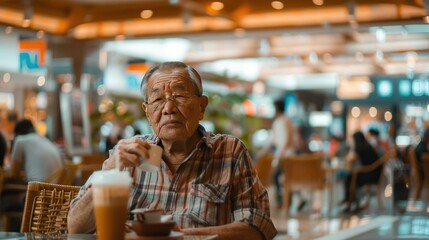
left=131, top=220, right=175, bottom=236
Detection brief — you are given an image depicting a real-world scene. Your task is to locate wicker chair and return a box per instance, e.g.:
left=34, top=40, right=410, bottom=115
left=20, top=181, right=81, bottom=234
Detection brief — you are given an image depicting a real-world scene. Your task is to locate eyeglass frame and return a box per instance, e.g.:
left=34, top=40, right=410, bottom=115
left=144, top=93, right=201, bottom=111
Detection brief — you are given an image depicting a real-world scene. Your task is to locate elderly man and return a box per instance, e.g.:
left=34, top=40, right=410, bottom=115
left=67, top=61, right=277, bottom=239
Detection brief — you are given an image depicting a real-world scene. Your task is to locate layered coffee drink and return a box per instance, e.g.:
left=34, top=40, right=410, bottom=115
left=92, top=170, right=132, bottom=240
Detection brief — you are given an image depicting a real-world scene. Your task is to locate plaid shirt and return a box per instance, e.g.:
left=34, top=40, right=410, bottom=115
left=72, top=125, right=277, bottom=239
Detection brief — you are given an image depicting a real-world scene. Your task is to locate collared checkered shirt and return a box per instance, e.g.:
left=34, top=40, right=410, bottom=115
left=71, top=125, right=277, bottom=239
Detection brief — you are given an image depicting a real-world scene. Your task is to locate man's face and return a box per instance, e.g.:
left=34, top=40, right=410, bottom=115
left=142, top=68, right=208, bottom=142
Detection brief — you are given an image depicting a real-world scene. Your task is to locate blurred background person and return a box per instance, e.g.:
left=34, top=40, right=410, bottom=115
left=341, top=131, right=380, bottom=212
left=6, top=119, right=63, bottom=183
left=0, top=129, right=6, bottom=167
left=0, top=110, right=19, bottom=166
left=366, top=128, right=392, bottom=157
left=414, top=127, right=429, bottom=198
left=255, top=99, right=300, bottom=209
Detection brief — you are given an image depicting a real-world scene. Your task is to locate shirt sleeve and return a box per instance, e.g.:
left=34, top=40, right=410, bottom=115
left=231, top=142, right=277, bottom=240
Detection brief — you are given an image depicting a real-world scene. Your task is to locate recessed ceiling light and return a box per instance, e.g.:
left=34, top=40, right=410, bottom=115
left=37, top=30, right=44, bottom=39
left=313, top=0, right=324, bottom=6
left=5, top=26, right=12, bottom=34
left=271, top=1, right=284, bottom=10
left=140, top=10, right=153, bottom=19
left=210, top=2, right=224, bottom=11
left=115, top=35, right=126, bottom=41
left=22, top=19, right=31, bottom=28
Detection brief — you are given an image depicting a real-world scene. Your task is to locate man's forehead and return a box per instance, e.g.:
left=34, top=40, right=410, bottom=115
left=148, top=70, right=193, bottom=89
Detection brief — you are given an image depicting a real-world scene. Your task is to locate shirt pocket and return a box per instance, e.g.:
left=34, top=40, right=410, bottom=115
left=188, top=183, right=229, bottom=226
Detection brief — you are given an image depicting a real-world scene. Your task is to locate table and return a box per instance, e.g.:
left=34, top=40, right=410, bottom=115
left=0, top=232, right=218, bottom=240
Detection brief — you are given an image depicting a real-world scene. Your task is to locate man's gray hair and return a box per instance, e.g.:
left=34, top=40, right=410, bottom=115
left=140, top=61, right=203, bottom=102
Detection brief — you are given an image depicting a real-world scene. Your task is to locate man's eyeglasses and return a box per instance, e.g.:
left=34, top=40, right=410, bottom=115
left=146, top=94, right=200, bottom=111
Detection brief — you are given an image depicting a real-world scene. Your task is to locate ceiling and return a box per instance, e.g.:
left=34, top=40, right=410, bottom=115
left=0, top=0, right=428, bottom=39
left=2, top=0, right=429, bottom=97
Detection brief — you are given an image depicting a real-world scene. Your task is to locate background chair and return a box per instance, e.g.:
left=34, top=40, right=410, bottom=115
left=58, top=161, right=81, bottom=186
left=348, top=150, right=395, bottom=212
left=0, top=166, right=27, bottom=231
left=20, top=181, right=80, bottom=234
left=281, top=154, right=325, bottom=215
left=255, top=154, right=274, bottom=187
left=419, top=153, right=429, bottom=200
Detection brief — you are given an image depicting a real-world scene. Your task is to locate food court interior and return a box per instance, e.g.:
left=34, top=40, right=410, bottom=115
left=1, top=0, right=429, bottom=239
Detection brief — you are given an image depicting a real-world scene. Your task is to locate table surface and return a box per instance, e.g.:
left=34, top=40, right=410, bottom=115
left=0, top=232, right=218, bottom=240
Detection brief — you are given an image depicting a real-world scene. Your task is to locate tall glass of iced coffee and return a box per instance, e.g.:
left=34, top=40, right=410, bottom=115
left=92, top=170, right=132, bottom=240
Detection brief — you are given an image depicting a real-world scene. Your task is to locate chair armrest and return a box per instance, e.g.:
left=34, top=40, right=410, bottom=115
left=351, top=150, right=395, bottom=175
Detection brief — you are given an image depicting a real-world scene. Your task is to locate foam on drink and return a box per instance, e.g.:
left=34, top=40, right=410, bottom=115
left=92, top=170, right=132, bottom=240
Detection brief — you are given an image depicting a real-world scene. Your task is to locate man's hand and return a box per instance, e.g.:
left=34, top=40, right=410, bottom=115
left=104, top=138, right=152, bottom=170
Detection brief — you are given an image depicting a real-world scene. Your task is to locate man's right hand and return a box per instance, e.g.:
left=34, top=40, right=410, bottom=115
left=104, top=138, right=152, bottom=170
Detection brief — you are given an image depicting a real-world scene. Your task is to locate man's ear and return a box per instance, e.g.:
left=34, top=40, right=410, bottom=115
left=199, top=96, right=208, bottom=120
left=142, top=102, right=150, bottom=122
left=142, top=102, right=148, bottom=113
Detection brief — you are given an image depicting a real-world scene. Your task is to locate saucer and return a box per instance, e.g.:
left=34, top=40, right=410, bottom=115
left=126, top=231, right=184, bottom=240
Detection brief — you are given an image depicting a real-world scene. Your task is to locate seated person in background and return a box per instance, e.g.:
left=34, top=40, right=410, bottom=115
left=341, top=131, right=380, bottom=212
left=414, top=127, right=429, bottom=193
left=6, top=119, right=63, bottom=182
left=366, top=128, right=391, bottom=157
left=0, top=131, right=6, bottom=167
left=67, top=61, right=277, bottom=240
left=1, top=119, right=63, bottom=231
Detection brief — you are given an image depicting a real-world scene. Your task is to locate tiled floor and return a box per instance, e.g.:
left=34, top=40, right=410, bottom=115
left=267, top=183, right=429, bottom=240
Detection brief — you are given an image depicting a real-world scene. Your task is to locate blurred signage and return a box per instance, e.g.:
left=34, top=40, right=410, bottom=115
left=126, top=62, right=149, bottom=91
left=19, top=39, right=47, bottom=72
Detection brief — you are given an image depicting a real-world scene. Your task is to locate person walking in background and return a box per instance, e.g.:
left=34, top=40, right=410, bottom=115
left=256, top=99, right=299, bottom=209
left=6, top=119, right=63, bottom=182
left=68, top=61, right=277, bottom=240
left=341, top=131, right=380, bottom=212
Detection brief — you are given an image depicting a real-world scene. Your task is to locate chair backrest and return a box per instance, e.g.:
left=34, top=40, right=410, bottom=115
left=255, top=155, right=274, bottom=186
left=58, top=161, right=81, bottom=185
left=282, top=154, right=325, bottom=189
left=421, top=153, right=429, bottom=187
left=0, top=166, right=4, bottom=194
left=20, top=181, right=81, bottom=234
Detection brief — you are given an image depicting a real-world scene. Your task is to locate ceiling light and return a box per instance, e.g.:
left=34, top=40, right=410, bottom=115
left=115, top=35, right=126, bottom=41
left=384, top=111, right=392, bottom=122
left=22, top=19, right=31, bottom=28
left=3, top=73, right=11, bottom=83
left=369, top=107, right=377, bottom=118
left=309, top=52, right=318, bottom=64
left=36, top=30, right=44, bottom=39
left=313, top=0, right=324, bottom=6
left=37, top=76, right=45, bottom=86
left=351, top=106, right=360, bottom=118
left=210, top=2, right=224, bottom=11
left=5, top=26, right=12, bottom=34
left=234, top=28, right=246, bottom=37
left=271, top=1, right=284, bottom=10
left=140, top=10, right=153, bottom=19
left=375, top=28, right=386, bottom=43
left=424, top=16, right=429, bottom=23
